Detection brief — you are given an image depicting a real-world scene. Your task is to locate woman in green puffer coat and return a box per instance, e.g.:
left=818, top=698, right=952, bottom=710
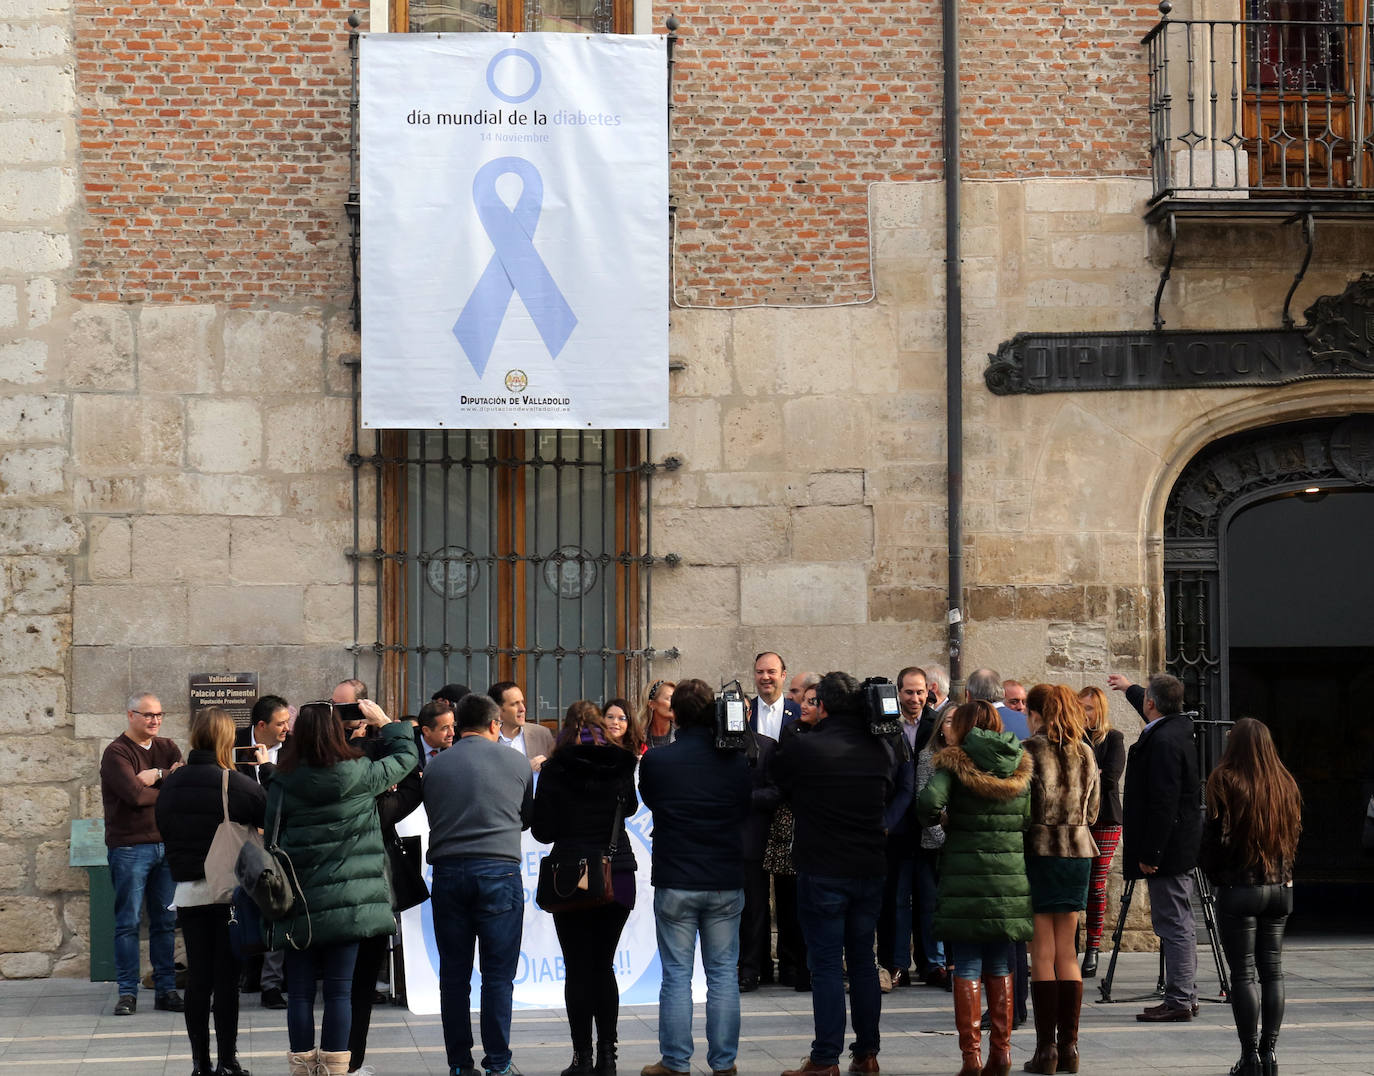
left=917, top=700, right=1033, bottom=1076
left=264, top=699, right=417, bottom=1076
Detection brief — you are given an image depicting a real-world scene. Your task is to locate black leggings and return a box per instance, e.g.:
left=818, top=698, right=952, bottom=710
left=553, top=900, right=632, bottom=1051
left=177, top=903, right=242, bottom=1069
left=1216, top=883, right=1292, bottom=1054
left=348, top=932, right=392, bottom=1070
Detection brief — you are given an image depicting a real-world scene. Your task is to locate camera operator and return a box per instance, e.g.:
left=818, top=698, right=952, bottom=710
left=773, top=671, right=897, bottom=1076
left=639, top=679, right=752, bottom=1076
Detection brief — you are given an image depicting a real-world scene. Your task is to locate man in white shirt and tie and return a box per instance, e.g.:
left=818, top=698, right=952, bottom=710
left=415, top=698, right=456, bottom=772
left=488, top=680, right=554, bottom=771
left=741, top=651, right=800, bottom=990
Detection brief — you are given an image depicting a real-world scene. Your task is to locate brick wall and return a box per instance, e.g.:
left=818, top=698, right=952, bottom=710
left=664, top=2, right=1158, bottom=306
left=70, top=1, right=1158, bottom=308
left=73, top=0, right=356, bottom=304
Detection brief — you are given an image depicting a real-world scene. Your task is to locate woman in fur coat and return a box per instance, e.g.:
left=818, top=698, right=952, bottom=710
left=1021, top=684, right=1101, bottom=1076
left=917, top=700, right=1032, bottom=1076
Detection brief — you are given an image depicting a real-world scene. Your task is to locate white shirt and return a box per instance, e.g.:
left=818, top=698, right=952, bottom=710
left=251, top=731, right=282, bottom=765
left=499, top=728, right=528, bottom=756
left=756, top=696, right=785, bottom=741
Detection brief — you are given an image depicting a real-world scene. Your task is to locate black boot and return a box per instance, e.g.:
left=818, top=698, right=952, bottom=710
left=595, top=1041, right=618, bottom=1076
left=215, top=1061, right=252, bottom=1076
left=1229, top=1054, right=1261, bottom=1076
left=188, top=1028, right=214, bottom=1076
left=561, top=1049, right=595, bottom=1076
left=1079, top=948, right=1098, bottom=980
left=1258, top=1033, right=1278, bottom=1076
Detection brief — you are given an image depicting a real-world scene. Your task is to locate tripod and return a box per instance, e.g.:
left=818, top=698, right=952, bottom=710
left=1096, top=864, right=1229, bottom=1004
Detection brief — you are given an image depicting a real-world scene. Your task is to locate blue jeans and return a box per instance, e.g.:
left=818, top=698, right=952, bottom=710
left=431, top=857, right=524, bottom=1075
left=914, top=851, right=945, bottom=971
left=948, top=941, right=1010, bottom=980
left=284, top=941, right=359, bottom=1052
left=653, top=887, right=744, bottom=1072
left=796, top=874, right=884, bottom=1065
left=108, top=842, right=177, bottom=996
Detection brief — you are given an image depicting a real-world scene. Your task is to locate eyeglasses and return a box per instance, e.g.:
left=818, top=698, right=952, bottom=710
left=131, top=710, right=164, bottom=719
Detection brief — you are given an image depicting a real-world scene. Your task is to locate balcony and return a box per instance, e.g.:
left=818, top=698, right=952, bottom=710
left=1144, top=1, right=1374, bottom=221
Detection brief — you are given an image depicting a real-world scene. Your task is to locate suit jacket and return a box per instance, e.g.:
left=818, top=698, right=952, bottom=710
left=234, top=724, right=279, bottom=786
left=743, top=732, right=780, bottom=862
left=518, top=721, right=556, bottom=761
left=414, top=725, right=446, bottom=773
left=1121, top=712, right=1202, bottom=880
left=749, top=696, right=800, bottom=738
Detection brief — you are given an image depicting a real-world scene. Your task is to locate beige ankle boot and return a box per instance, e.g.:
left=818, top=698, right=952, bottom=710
left=287, top=1048, right=319, bottom=1076
left=317, top=1049, right=351, bottom=1075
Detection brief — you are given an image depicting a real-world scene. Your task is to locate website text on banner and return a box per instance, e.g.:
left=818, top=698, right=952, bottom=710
left=360, top=33, right=669, bottom=430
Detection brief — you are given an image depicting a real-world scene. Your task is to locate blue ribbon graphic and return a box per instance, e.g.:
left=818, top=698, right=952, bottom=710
left=453, top=157, right=577, bottom=377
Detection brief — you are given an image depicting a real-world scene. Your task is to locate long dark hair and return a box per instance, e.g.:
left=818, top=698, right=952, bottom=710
left=558, top=699, right=607, bottom=748
left=275, top=702, right=364, bottom=772
left=1205, top=717, right=1302, bottom=876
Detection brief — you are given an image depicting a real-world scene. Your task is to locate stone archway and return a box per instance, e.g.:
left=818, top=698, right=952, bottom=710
left=1163, top=413, right=1374, bottom=919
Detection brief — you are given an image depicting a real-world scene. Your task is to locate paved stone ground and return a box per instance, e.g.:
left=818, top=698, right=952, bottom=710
left=0, top=939, right=1369, bottom=1075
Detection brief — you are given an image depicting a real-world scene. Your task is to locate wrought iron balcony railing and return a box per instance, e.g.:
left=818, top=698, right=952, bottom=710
left=1145, top=3, right=1373, bottom=205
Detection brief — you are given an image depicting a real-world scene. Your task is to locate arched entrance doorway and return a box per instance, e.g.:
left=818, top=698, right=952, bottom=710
left=1164, top=414, right=1374, bottom=928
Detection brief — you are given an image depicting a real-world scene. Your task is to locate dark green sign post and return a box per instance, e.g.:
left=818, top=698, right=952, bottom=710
left=70, top=818, right=114, bottom=982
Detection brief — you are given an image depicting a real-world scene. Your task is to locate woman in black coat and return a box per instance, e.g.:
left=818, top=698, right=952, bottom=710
left=532, top=700, right=639, bottom=1076
left=155, top=707, right=267, bottom=1076
left=1077, top=685, right=1125, bottom=979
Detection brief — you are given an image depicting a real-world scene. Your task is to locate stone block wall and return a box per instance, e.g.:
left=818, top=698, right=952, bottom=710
left=0, top=0, right=369, bottom=978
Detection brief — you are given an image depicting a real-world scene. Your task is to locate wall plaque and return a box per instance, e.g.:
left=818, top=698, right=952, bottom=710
left=986, top=274, right=1374, bottom=395
left=188, top=672, right=259, bottom=728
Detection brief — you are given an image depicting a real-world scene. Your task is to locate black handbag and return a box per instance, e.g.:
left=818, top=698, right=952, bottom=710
left=227, top=885, right=266, bottom=958
left=386, top=833, right=430, bottom=912
left=535, top=795, right=623, bottom=914
left=234, top=784, right=305, bottom=927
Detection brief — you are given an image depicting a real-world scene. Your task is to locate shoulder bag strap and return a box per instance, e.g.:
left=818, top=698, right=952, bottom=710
left=267, top=780, right=285, bottom=850
left=606, top=787, right=625, bottom=854
left=220, top=766, right=231, bottom=822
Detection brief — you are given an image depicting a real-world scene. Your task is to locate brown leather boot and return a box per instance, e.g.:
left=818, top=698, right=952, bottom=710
left=953, top=976, right=983, bottom=1076
left=1023, top=980, right=1059, bottom=1074
left=981, top=974, right=1014, bottom=1076
left=1055, top=980, right=1083, bottom=1074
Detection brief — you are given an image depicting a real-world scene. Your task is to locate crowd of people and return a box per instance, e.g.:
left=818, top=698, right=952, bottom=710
left=98, top=657, right=1302, bottom=1076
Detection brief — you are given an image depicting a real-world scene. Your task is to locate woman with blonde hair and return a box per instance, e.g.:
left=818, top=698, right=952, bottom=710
left=1077, top=685, right=1125, bottom=978
left=1021, top=684, right=1099, bottom=1076
left=641, top=679, right=676, bottom=750
left=917, top=700, right=1032, bottom=1076
left=1203, top=718, right=1302, bottom=1076
left=155, top=708, right=268, bottom=1076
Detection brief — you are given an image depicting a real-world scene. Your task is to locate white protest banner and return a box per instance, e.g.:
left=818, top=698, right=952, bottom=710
left=361, top=33, right=668, bottom=430
left=397, top=794, right=705, bottom=1013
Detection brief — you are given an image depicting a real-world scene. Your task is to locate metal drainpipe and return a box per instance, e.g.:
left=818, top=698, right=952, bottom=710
left=943, top=0, right=964, bottom=691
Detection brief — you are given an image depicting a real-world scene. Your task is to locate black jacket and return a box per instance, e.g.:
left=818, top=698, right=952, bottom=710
left=743, top=732, right=781, bottom=862
left=1090, top=727, right=1126, bottom=828
left=1122, top=712, right=1202, bottom=879
left=639, top=724, right=751, bottom=890
left=773, top=711, right=894, bottom=878
left=155, top=750, right=268, bottom=882
left=531, top=741, right=639, bottom=873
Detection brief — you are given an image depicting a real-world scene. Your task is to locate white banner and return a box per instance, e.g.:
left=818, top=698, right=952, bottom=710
left=396, top=794, right=706, bottom=1013
left=360, top=33, right=669, bottom=430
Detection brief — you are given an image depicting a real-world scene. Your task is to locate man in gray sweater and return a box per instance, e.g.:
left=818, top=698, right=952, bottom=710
left=423, top=691, right=534, bottom=1076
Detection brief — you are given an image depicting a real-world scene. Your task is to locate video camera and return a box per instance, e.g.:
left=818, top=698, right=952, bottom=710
left=714, top=679, right=749, bottom=751
left=860, top=676, right=902, bottom=738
